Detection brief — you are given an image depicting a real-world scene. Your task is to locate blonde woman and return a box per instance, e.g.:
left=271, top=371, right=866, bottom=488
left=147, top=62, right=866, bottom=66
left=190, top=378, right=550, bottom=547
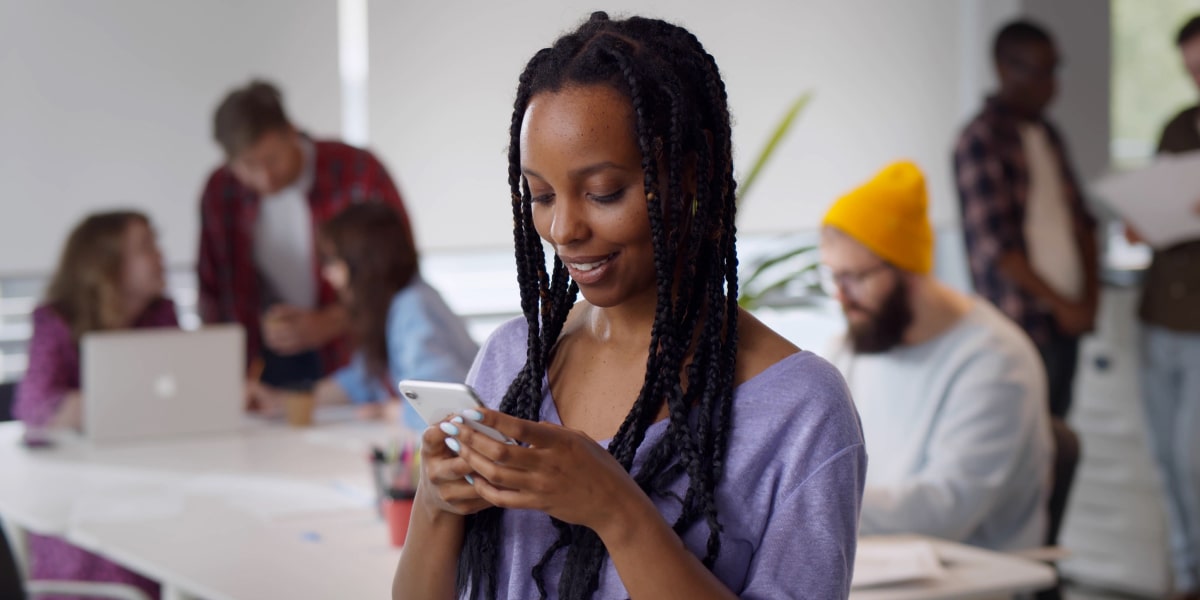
left=15, top=210, right=176, bottom=597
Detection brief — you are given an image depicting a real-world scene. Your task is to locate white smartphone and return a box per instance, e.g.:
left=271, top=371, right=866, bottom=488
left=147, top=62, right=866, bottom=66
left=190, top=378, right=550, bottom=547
left=396, top=380, right=516, bottom=445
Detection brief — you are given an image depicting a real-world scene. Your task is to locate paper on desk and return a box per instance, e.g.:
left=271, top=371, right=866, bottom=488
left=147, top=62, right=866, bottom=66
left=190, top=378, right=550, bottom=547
left=184, top=474, right=371, bottom=520
left=36, top=463, right=190, bottom=525
left=1092, top=151, right=1200, bottom=250
left=70, top=491, right=187, bottom=525
left=851, top=537, right=946, bottom=589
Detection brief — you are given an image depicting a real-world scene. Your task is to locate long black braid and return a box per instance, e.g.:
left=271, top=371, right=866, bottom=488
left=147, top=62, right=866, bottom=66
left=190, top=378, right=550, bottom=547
left=457, top=13, right=740, bottom=599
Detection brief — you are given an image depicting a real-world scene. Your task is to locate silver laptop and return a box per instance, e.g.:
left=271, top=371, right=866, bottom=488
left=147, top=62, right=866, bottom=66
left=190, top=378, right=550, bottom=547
left=82, top=325, right=245, bottom=444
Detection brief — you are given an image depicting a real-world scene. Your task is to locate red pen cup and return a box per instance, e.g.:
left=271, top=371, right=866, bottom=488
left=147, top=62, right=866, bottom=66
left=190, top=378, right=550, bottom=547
left=384, top=489, right=416, bottom=547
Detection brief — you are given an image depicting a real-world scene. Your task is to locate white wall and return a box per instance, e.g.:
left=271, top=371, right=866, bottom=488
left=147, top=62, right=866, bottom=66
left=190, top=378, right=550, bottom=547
left=1024, top=0, right=1112, bottom=184
left=0, top=1, right=1111, bottom=275
left=955, top=0, right=1111, bottom=183
left=0, top=0, right=342, bottom=275
left=958, top=0, right=1022, bottom=120
left=368, top=0, right=981, bottom=253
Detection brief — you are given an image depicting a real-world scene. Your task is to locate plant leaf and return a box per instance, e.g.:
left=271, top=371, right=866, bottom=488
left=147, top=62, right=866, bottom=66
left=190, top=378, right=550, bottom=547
left=737, top=92, right=812, bottom=207
left=739, top=262, right=822, bottom=309
left=742, top=244, right=816, bottom=290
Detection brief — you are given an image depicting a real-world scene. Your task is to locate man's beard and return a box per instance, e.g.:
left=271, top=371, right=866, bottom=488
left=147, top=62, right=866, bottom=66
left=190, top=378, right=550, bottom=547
left=848, top=278, right=913, bottom=354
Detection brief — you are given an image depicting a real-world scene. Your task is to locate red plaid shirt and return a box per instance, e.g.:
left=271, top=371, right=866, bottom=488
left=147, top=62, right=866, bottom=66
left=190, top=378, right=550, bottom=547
left=953, top=98, right=1097, bottom=346
left=197, top=139, right=411, bottom=373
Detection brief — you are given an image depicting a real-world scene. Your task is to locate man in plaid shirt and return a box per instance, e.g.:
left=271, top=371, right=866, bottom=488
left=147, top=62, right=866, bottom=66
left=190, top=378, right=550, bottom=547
left=198, top=80, right=411, bottom=403
left=953, top=21, right=1099, bottom=420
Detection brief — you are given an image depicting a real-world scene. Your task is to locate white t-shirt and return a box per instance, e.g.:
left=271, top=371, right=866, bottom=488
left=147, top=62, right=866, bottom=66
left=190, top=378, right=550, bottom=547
left=1019, top=123, right=1084, bottom=302
left=254, top=139, right=317, bottom=309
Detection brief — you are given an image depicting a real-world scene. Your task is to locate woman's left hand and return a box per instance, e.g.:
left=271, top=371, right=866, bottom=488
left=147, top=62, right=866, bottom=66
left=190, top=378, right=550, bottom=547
left=445, top=407, right=646, bottom=535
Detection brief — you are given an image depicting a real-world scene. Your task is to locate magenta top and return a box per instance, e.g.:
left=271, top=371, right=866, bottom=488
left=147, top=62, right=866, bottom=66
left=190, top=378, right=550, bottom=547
left=15, top=298, right=179, bottom=426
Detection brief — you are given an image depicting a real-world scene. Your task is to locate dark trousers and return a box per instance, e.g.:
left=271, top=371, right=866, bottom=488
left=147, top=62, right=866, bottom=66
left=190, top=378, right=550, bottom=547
left=259, top=346, right=322, bottom=392
left=1033, top=331, right=1081, bottom=600
left=1038, top=331, right=1081, bottom=419
left=0, top=518, right=22, bottom=600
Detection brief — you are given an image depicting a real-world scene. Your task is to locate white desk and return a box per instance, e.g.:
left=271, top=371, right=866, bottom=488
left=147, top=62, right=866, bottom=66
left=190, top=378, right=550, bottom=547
left=0, top=412, right=405, bottom=600
left=851, top=535, right=1057, bottom=600
left=0, top=417, right=1058, bottom=600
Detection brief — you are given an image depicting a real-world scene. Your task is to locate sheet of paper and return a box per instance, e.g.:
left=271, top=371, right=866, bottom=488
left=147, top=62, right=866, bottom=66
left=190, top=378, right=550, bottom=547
left=70, top=491, right=187, bottom=525
left=184, top=474, right=371, bottom=520
left=48, top=464, right=190, bottom=525
left=1092, top=151, right=1200, bottom=249
left=852, top=537, right=946, bottom=589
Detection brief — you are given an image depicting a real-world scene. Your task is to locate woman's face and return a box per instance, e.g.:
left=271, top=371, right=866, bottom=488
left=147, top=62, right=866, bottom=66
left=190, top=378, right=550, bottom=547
left=320, top=245, right=351, bottom=296
left=121, top=219, right=165, bottom=304
left=520, top=84, right=656, bottom=309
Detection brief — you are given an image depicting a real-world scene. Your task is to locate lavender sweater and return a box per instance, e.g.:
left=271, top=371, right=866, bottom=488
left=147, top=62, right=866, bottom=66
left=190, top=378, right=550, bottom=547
left=463, top=317, right=866, bottom=599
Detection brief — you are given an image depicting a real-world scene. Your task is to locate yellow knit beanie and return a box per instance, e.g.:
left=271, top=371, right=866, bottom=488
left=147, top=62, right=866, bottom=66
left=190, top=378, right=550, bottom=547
left=821, top=160, right=934, bottom=274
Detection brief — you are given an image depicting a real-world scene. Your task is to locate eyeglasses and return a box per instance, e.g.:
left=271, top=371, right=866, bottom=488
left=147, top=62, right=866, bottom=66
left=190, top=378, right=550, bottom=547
left=817, top=263, right=891, bottom=298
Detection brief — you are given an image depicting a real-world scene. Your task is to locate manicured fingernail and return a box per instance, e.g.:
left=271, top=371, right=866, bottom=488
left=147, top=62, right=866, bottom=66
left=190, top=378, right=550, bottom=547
left=451, top=416, right=465, bottom=424
left=463, top=409, right=483, bottom=421
left=464, top=474, right=475, bottom=485
left=444, top=438, right=461, bottom=454
left=439, top=422, right=460, bottom=436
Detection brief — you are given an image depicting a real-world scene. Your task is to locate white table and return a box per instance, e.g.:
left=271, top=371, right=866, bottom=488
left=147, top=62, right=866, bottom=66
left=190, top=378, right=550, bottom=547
left=0, top=415, right=1057, bottom=600
left=851, top=535, right=1057, bottom=600
left=0, top=411, right=406, bottom=600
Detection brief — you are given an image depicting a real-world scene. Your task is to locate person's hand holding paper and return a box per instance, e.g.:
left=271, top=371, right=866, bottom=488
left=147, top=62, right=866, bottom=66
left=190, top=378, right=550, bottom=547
left=1093, top=150, right=1200, bottom=249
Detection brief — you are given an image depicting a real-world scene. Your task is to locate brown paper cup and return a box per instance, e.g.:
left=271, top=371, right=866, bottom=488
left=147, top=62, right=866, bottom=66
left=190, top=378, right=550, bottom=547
left=284, top=392, right=316, bottom=427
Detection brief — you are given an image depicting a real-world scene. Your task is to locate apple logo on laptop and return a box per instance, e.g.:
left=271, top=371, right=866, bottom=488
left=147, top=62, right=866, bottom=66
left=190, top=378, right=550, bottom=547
left=154, top=374, right=178, bottom=399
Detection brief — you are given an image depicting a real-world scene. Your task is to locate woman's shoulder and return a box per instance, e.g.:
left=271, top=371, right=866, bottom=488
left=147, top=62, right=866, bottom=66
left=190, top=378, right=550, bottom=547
left=25, top=305, right=74, bottom=359
left=485, top=314, right=530, bottom=342
left=735, top=349, right=857, bottom=432
left=30, top=304, right=72, bottom=336
left=730, top=314, right=863, bottom=477
left=31, top=303, right=66, bottom=323
left=464, top=316, right=530, bottom=408
left=733, top=309, right=800, bottom=386
left=390, top=277, right=432, bottom=310
left=724, top=350, right=863, bottom=516
left=389, top=277, right=458, bottom=322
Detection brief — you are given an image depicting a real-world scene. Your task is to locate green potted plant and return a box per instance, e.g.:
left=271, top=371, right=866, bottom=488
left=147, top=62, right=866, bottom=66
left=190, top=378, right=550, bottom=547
left=737, top=93, right=823, bottom=309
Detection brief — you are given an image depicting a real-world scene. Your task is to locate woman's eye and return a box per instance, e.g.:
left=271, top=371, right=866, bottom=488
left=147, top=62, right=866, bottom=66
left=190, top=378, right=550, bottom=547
left=530, top=192, right=554, bottom=205
left=589, top=188, right=626, bottom=204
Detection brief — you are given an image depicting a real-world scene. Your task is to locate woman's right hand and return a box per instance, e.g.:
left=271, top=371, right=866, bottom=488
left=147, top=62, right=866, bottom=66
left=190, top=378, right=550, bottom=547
left=50, top=391, right=83, bottom=431
left=418, top=418, right=493, bottom=517
left=246, top=381, right=286, bottom=418
left=313, top=377, right=350, bottom=407
left=394, top=418, right=482, bottom=600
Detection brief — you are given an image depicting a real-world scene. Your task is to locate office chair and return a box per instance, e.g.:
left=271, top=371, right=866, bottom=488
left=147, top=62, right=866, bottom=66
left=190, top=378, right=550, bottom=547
left=2, top=515, right=150, bottom=599
left=1029, top=416, right=1082, bottom=600
left=1046, top=416, right=1081, bottom=547
left=0, top=381, right=16, bottom=422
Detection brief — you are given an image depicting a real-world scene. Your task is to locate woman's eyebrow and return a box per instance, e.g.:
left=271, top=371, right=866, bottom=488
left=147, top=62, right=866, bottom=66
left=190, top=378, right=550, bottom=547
left=521, top=161, right=629, bottom=181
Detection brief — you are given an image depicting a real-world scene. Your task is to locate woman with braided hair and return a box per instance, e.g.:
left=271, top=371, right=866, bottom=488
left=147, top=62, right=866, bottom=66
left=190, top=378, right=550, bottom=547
left=394, top=12, right=864, bottom=600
